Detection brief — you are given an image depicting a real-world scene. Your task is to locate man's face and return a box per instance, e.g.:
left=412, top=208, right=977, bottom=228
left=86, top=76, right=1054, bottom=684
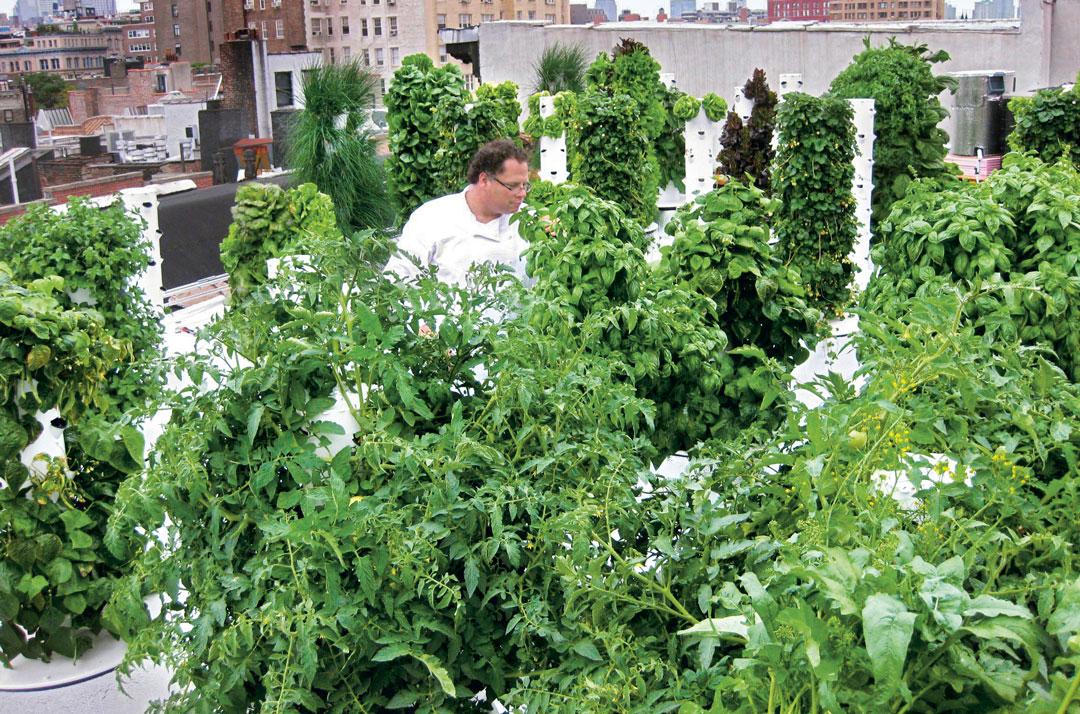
left=484, top=158, right=530, bottom=216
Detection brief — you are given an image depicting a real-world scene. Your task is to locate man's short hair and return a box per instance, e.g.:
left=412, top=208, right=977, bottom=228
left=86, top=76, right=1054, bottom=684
left=467, top=139, right=529, bottom=185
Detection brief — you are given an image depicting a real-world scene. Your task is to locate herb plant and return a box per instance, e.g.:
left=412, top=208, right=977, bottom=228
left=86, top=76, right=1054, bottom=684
left=718, top=69, right=777, bottom=192
left=0, top=264, right=139, bottom=663
left=774, top=92, right=859, bottom=309
left=829, top=38, right=957, bottom=231
left=1008, top=76, right=1080, bottom=170
left=433, top=81, right=522, bottom=195
left=384, top=54, right=466, bottom=225
left=284, top=61, right=393, bottom=232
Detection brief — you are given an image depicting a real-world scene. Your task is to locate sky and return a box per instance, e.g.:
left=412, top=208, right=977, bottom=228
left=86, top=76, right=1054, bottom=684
left=0, top=0, right=979, bottom=22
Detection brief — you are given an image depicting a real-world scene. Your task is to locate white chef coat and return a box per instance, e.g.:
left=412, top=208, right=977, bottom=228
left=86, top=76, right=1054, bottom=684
left=384, top=187, right=530, bottom=287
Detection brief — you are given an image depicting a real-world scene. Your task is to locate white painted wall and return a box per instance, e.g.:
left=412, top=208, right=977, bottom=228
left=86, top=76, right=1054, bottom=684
left=478, top=0, right=1080, bottom=118
left=147, top=101, right=206, bottom=160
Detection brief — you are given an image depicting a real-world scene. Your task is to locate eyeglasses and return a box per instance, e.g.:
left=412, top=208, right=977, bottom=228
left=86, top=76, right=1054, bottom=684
left=487, top=173, right=531, bottom=194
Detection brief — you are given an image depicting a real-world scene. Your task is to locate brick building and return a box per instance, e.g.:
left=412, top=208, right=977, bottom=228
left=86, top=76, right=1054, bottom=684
left=829, top=0, right=945, bottom=20
left=66, top=62, right=217, bottom=124
left=151, top=0, right=225, bottom=64
left=767, top=0, right=830, bottom=21
left=122, top=22, right=157, bottom=61
left=222, top=0, right=308, bottom=54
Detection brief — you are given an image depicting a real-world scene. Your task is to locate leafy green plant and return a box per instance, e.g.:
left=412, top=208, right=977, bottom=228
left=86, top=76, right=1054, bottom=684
left=702, top=92, right=728, bottom=122
left=718, top=69, right=777, bottom=193
left=0, top=264, right=141, bottom=663
left=384, top=54, right=467, bottom=225
left=774, top=92, right=859, bottom=310
left=532, top=42, right=588, bottom=95
left=220, top=182, right=339, bottom=303
left=433, top=81, right=522, bottom=195
left=567, top=90, right=657, bottom=226
left=2, top=197, right=161, bottom=413
left=284, top=60, right=393, bottom=232
left=656, top=84, right=688, bottom=191
left=829, top=38, right=957, bottom=231
left=1008, top=77, right=1080, bottom=170
left=862, top=153, right=1080, bottom=382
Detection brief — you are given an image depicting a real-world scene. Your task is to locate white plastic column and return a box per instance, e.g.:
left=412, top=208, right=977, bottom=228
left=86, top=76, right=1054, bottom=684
left=849, top=98, right=876, bottom=290
left=777, top=74, right=803, bottom=97
left=118, top=186, right=166, bottom=317
left=684, top=107, right=722, bottom=203
left=659, top=72, right=677, bottom=89
left=17, top=381, right=65, bottom=480
left=731, top=85, right=753, bottom=123
left=537, top=96, right=568, bottom=185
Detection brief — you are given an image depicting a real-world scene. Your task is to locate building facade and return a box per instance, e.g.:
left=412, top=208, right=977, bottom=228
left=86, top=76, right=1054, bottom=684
left=303, top=0, right=571, bottom=106
left=768, top=0, right=830, bottom=21
left=829, top=0, right=945, bottom=21
left=222, top=0, right=307, bottom=54
left=151, top=0, right=225, bottom=64
left=0, top=32, right=109, bottom=76
left=122, top=21, right=157, bottom=61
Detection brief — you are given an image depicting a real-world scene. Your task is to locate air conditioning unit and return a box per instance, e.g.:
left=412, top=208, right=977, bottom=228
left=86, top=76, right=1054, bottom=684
left=271, top=0, right=280, bottom=6
left=389, top=29, right=397, bottom=35
left=243, top=0, right=253, bottom=8
left=387, top=0, right=395, bottom=5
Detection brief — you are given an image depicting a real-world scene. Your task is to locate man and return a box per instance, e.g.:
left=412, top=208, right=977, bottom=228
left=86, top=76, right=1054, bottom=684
left=384, top=139, right=532, bottom=287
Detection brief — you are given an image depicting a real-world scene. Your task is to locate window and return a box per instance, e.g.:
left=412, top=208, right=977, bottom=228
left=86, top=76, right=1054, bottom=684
left=51, top=58, right=59, bottom=69
left=259, top=21, right=266, bottom=37
left=329, top=47, right=335, bottom=62
left=343, top=46, right=350, bottom=59
left=312, top=18, right=322, bottom=34
left=249, top=20, right=257, bottom=28
left=23, top=61, right=30, bottom=71
left=155, top=74, right=167, bottom=92
left=389, top=16, right=397, bottom=34
left=545, top=13, right=554, bottom=20
left=276, top=19, right=284, bottom=37
left=391, top=47, right=399, bottom=64
left=173, top=23, right=181, bottom=36
left=361, top=18, right=368, bottom=35
left=460, top=13, right=471, bottom=23
left=527, top=10, right=535, bottom=17
left=342, top=16, right=349, bottom=33
left=481, top=12, right=493, bottom=20
left=375, top=47, right=384, bottom=65
left=127, top=28, right=150, bottom=38
left=437, top=13, right=446, bottom=28
left=327, top=17, right=333, bottom=34
left=363, top=48, right=370, bottom=65
left=275, top=71, right=293, bottom=107
left=260, top=0, right=266, bottom=7
left=380, top=79, right=386, bottom=95
left=39, top=59, right=48, bottom=70
left=373, top=17, right=382, bottom=34
left=439, top=45, right=446, bottom=62
left=2, top=110, right=12, bottom=122
left=172, top=3, right=178, bottom=15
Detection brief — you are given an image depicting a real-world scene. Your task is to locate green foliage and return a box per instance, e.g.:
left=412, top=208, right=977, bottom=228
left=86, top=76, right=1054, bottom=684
left=585, top=39, right=667, bottom=141
left=719, top=69, right=777, bottom=192
left=22, top=72, right=70, bottom=109
left=1008, top=81, right=1080, bottom=170
left=829, top=38, right=957, bottom=231
left=522, top=90, right=576, bottom=141
left=384, top=56, right=466, bottom=225
left=656, top=85, right=688, bottom=191
left=532, top=42, right=589, bottom=95
left=568, top=90, right=656, bottom=226
left=0, top=264, right=139, bottom=664
left=863, top=153, right=1080, bottom=383
left=433, top=81, right=522, bottom=195
left=283, top=61, right=393, bottom=232
left=701, top=92, right=728, bottom=122
left=774, top=92, right=859, bottom=309
left=672, top=94, right=701, bottom=121
left=2, top=196, right=161, bottom=411
left=220, top=182, right=339, bottom=303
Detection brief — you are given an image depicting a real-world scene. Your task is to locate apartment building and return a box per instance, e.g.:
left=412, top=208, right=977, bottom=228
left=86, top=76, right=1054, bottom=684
left=304, top=0, right=571, bottom=105
left=151, top=0, right=225, bottom=64
left=123, top=22, right=157, bottom=62
left=222, top=0, right=308, bottom=53
left=0, top=32, right=109, bottom=76
left=768, top=0, right=830, bottom=21
left=829, top=0, right=945, bottom=20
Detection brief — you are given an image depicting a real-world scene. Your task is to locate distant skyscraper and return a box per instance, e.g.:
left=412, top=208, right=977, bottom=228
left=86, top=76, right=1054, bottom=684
left=595, top=0, right=617, bottom=21
left=671, top=0, right=696, bottom=18
left=81, top=0, right=117, bottom=16
left=972, top=0, right=1014, bottom=19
